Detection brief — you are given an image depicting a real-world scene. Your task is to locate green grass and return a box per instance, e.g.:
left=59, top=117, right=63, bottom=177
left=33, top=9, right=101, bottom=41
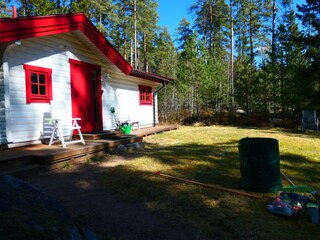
left=99, top=126, right=320, bottom=239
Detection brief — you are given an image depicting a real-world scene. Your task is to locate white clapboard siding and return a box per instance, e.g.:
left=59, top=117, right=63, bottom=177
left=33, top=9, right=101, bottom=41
left=6, top=35, right=75, bottom=143
left=4, top=31, right=160, bottom=144
left=102, top=74, right=156, bottom=130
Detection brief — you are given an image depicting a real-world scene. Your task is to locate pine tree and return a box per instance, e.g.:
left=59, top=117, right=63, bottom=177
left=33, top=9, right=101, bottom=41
left=109, top=0, right=158, bottom=70
left=189, top=0, right=229, bottom=55
left=232, top=0, right=275, bottom=112
left=229, top=0, right=235, bottom=108
left=108, top=0, right=132, bottom=60
left=274, top=0, right=305, bottom=112
left=0, top=0, right=13, bottom=17
left=176, top=17, right=193, bottom=51
left=154, top=27, right=177, bottom=123
left=296, top=0, right=320, bottom=109
left=176, top=18, right=197, bottom=116
left=90, top=0, right=116, bottom=36
left=16, top=0, right=74, bottom=16
left=152, top=27, right=176, bottom=77
left=69, top=0, right=90, bottom=15
left=138, top=0, right=159, bottom=71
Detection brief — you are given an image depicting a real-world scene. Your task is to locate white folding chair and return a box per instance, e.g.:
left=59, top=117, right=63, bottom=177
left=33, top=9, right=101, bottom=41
left=302, top=110, right=319, bottom=133
left=49, top=101, right=85, bottom=148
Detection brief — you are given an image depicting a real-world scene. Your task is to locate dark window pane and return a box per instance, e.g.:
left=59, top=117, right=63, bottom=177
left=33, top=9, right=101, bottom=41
left=31, top=84, right=38, bottom=94
left=39, top=74, right=46, bottom=84
left=31, top=73, right=38, bottom=83
left=39, top=86, right=46, bottom=95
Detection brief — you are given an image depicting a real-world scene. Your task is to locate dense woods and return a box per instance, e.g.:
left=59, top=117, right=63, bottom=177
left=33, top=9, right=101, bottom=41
left=1, top=0, right=319, bottom=126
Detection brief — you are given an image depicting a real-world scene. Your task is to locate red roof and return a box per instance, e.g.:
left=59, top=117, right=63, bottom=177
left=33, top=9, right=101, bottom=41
left=0, top=13, right=171, bottom=83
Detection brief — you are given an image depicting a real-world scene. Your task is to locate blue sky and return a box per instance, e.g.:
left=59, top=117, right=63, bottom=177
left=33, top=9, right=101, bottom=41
left=157, top=0, right=307, bottom=40
left=157, top=0, right=195, bottom=39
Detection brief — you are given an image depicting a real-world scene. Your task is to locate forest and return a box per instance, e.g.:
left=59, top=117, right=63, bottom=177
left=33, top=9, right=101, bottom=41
left=1, top=0, right=320, bottom=126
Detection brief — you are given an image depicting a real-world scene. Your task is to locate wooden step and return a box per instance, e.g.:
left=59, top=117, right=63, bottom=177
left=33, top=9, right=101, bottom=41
left=31, top=136, right=143, bottom=166
left=0, top=156, right=33, bottom=173
left=0, top=152, right=43, bottom=178
left=81, top=130, right=124, bottom=140
left=4, top=163, right=44, bottom=178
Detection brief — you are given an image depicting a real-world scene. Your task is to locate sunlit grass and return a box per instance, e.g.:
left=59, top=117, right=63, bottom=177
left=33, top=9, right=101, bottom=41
left=99, top=126, right=320, bottom=239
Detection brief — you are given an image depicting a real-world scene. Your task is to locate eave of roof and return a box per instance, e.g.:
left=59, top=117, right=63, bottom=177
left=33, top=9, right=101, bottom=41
left=130, top=70, right=174, bottom=84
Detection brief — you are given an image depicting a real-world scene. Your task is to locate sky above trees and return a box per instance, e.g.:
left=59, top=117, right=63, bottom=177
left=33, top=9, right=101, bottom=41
left=156, top=0, right=306, bottom=40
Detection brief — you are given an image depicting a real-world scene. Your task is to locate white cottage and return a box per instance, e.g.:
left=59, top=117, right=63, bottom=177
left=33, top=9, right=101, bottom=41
left=0, top=13, right=172, bottom=147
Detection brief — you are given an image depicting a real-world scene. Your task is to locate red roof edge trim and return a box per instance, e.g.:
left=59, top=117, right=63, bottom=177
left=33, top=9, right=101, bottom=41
left=130, top=69, right=174, bottom=84
left=0, top=13, right=132, bottom=75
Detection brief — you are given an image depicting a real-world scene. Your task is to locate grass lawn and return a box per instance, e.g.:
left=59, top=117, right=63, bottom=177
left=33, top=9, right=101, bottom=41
left=99, top=125, right=320, bottom=239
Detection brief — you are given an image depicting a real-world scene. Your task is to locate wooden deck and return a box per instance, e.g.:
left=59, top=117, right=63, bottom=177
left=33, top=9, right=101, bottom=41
left=0, top=125, right=178, bottom=177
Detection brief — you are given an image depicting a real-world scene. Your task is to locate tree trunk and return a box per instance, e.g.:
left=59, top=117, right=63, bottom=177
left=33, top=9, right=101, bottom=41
left=209, top=3, right=213, bottom=53
left=124, top=35, right=127, bottom=60
left=144, top=32, right=148, bottom=72
left=130, top=39, right=133, bottom=66
left=134, top=0, right=138, bottom=69
left=229, top=0, right=234, bottom=109
left=271, top=0, right=276, bottom=63
left=249, top=0, right=254, bottom=63
left=164, top=83, right=167, bottom=123
left=191, top=86, right=194, bottom=116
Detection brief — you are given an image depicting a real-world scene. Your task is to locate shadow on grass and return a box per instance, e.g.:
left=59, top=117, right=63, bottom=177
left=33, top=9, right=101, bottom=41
left=96, top=140, right=320, bottom=239
left=98, top=164, right=318, bottom=239
left=281, top=153, right=320, bottom=188
left=143, top=140, right=241, bottom=188
left=98, top=165, right=263, bottom=239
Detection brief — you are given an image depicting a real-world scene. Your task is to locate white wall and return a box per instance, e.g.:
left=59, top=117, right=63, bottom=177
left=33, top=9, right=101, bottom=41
left=101, top=72, right=156, bottom=130
left=3, top=32, right=159, bottom=145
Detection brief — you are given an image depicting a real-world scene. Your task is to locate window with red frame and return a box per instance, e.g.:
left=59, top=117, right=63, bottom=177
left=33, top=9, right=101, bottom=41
left=24, top=64, right=52, bottom=104
left=139, top=85, right=152, bottom=105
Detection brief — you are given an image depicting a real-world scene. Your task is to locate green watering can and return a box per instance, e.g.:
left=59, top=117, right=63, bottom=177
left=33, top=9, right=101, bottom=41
left=120, top=124, right=132, bottom=134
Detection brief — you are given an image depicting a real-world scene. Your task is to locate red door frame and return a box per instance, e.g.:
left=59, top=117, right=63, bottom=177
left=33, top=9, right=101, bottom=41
left=69, top=58, right=103, bottom=133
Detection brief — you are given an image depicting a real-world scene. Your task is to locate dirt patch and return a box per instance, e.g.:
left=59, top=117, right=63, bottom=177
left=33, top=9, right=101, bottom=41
left=23, top=153, right=202, bottom=240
